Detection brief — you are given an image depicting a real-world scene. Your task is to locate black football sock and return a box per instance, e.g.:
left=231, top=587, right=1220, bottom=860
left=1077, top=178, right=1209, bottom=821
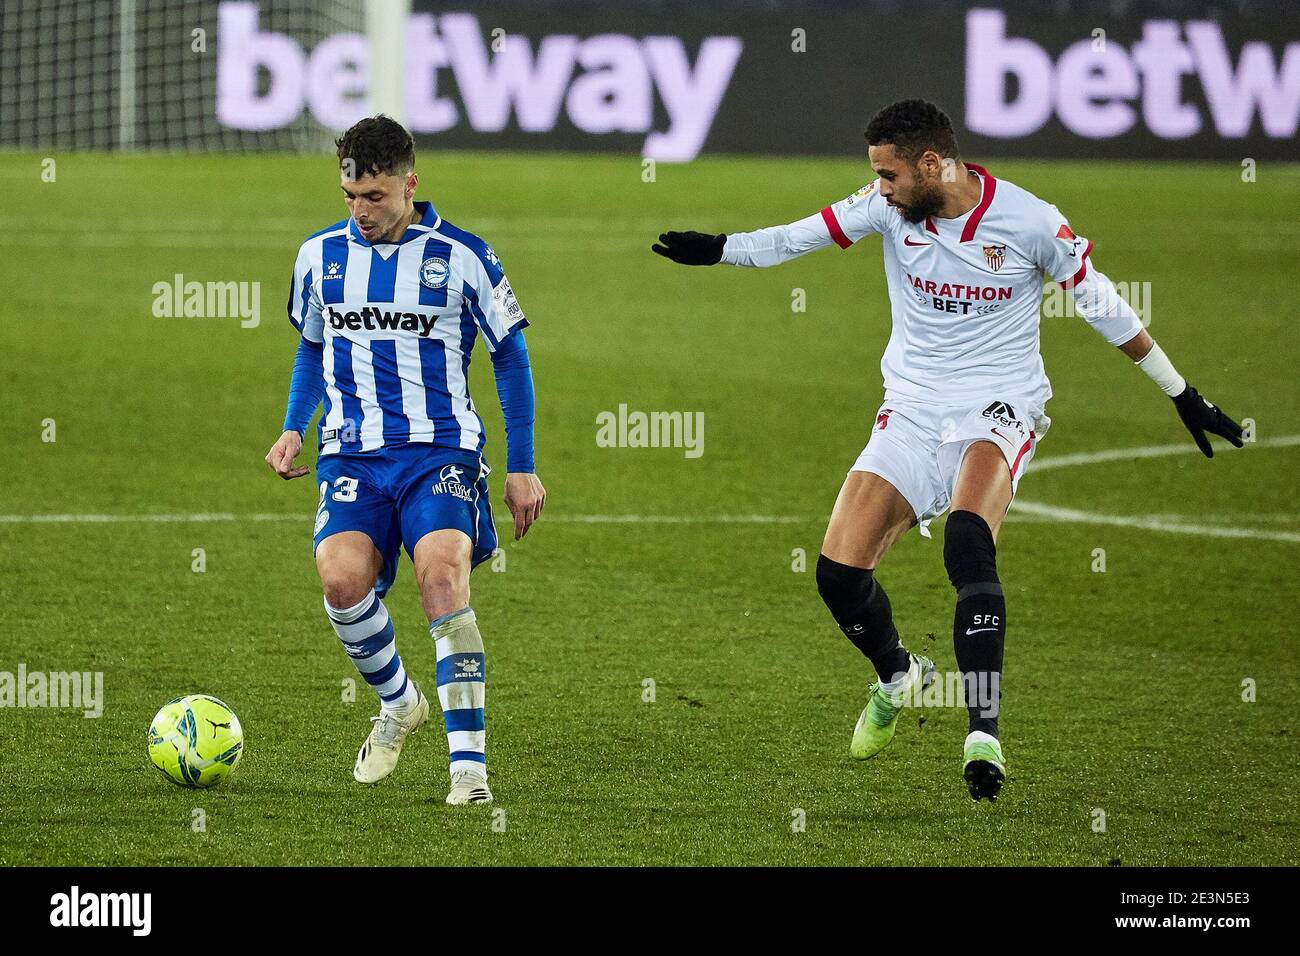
left=944, top=511, right=1005, bottom=737
left=816, top=554, right=911, bottom=682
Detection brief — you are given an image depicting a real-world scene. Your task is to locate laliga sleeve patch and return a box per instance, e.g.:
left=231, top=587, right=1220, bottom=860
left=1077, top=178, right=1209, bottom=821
left=492, top=276, right=525, bottom=324
left=844, top=182, right=876, bottom=207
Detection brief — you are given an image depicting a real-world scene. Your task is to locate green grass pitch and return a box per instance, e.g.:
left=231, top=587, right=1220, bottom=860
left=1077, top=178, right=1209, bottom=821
left=0, top=150, right=1296, bottom=865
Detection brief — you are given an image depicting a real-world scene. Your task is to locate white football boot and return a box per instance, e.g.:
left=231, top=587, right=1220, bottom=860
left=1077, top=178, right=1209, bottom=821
left=353, top=684, right=430, bottom=784
left=446, top=769, right=493, bottom=805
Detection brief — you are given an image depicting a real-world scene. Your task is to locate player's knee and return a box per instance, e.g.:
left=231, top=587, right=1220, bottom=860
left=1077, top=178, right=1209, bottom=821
left=317, top=555, right=377, bottom=610
left=816, top=554, right=873, bottom=622
left=943, top=510, right=998, bottom=590
left=316, top=534, right=382, bottom=609
left=320, top=573, right=374, bottom=612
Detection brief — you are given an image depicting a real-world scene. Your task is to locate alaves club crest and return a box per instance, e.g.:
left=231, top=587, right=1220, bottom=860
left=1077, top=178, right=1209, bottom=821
left=420, top=257, right=450, bottom=289
left=982, top=244, right=1006, bottom=272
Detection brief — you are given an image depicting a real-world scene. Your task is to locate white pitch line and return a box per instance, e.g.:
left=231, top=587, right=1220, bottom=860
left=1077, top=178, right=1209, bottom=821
left=0, top=512, right=300, bottom=524
left=0, top=513, right=306, bottom=525
left=1008, top=500, right=1300, bottom=543
left=527, top=514, right=810, bottom=524
left=0, top=512, right=813, bottom=526
left=1008, top=433, right=1300, bottom=542
left=1028, top=434, right=1300, bottom=472
left=0, top=437, right=1295, bottom=539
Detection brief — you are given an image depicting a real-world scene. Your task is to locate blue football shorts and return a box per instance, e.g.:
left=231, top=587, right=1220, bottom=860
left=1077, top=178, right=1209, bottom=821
left=312, top=443, right=498, bottom=598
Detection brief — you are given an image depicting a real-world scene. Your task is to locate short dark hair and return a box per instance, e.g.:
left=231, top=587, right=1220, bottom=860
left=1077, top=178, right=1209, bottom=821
left=865, top=99, right=959, bottom=163
left=335, top=115, right=415, bottom=179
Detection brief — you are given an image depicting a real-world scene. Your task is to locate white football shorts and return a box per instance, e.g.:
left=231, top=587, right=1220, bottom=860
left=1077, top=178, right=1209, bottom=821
left=850, top=397, right=1051, bottom=538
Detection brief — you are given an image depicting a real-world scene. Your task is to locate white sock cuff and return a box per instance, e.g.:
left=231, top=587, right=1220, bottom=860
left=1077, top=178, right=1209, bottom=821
left=429, top=606, right=476, bottom=635
left=433, top=609, right=482, bottom=659
left=324, top=589, right=378, bottom=624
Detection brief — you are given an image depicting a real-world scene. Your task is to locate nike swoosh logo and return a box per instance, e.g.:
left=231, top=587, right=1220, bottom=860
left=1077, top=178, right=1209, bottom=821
left=990, top=427, right=1010, bottom=442
left=965, top=627, right=998, bottom=635
left=903, top=236, right=931, bottom=247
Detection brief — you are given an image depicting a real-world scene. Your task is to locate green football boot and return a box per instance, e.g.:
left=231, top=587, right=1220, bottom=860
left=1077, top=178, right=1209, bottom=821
left=849, top=654, right=936, bottom=759
left=962, top=732, right=1006, bottom=801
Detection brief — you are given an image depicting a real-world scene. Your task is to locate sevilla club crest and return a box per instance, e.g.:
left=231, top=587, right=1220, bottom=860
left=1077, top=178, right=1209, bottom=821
left=982, top=244, right=1006, bottom=272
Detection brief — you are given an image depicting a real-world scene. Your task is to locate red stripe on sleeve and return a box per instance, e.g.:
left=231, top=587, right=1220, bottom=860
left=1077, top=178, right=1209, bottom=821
left=1059, top=240, right=1094, bottom=290
left=821, top=206, right=853, bottom=249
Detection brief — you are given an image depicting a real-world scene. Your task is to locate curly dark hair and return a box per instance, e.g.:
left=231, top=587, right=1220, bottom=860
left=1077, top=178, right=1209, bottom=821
left=865, top=99, right=959, bottom=163
left=335, top=115, right=415, bottom=180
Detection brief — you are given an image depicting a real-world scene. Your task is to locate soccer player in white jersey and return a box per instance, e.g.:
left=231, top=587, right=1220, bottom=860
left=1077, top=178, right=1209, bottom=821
left=265, top=116, right=546, bottom=805
left=653, top=100, right=1241, bottom=801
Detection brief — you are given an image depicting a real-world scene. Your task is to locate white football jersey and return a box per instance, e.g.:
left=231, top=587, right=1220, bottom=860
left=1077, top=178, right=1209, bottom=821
left=721, top=165, right=1143, bottom=428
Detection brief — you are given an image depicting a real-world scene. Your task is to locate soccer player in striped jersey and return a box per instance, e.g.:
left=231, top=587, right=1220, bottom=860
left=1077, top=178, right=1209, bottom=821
left=265, top=116, right=545, bottom=805
left=653, top=100, right=1241, bottom=801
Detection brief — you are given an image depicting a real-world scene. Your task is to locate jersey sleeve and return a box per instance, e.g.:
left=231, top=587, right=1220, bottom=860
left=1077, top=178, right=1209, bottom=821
left=1031, top=204, right=1093, bottom=288
left=1033, top=204, right=1143, bottom=346
left=286, top=243, right=324, bottom=343
left=465, top=246, right=528, bottom=353
left=820, top=179, right=892, bottom=248
left=721, top=180, right=890, bottom=267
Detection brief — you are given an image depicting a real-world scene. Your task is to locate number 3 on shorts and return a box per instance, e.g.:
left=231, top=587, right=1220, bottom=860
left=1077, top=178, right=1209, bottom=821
left=315, top=476, right=359, bottom=537
left=327, top=476, right=359, bottom=502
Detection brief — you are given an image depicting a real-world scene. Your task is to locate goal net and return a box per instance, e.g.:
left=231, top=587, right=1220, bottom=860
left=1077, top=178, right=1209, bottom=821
left=0, top=0, right=381, bottom=152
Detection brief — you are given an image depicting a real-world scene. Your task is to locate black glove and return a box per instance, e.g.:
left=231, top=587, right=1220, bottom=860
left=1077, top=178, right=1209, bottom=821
left=1172, top=385, right=1244, bottom=458
left=652, top=231, right=726, bottom=266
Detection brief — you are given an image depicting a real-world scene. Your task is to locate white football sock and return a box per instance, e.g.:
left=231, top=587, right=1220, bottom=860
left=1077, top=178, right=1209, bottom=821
left=430, top=608, right=487, bottom=779
left=325, top=590, right=420, bottom=716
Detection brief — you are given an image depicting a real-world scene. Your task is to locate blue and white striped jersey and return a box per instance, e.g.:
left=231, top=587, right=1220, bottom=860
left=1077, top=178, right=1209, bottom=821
left=286, top=201, right=528, bottom=457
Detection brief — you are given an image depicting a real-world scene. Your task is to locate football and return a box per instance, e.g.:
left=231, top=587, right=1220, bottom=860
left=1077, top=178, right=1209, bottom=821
left=147, top=695, right=244, bottom=788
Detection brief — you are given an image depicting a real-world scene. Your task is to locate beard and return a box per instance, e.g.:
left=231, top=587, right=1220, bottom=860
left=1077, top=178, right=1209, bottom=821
left=892, top=183, right=945, bottom=224
left=362, top=212, right=404, bottom=242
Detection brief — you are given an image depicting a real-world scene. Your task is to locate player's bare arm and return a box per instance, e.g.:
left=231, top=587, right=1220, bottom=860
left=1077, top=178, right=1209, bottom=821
left=1059, top=238, right=1243, bottom=457
left=1116, top=328, right=1244, bottom=458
